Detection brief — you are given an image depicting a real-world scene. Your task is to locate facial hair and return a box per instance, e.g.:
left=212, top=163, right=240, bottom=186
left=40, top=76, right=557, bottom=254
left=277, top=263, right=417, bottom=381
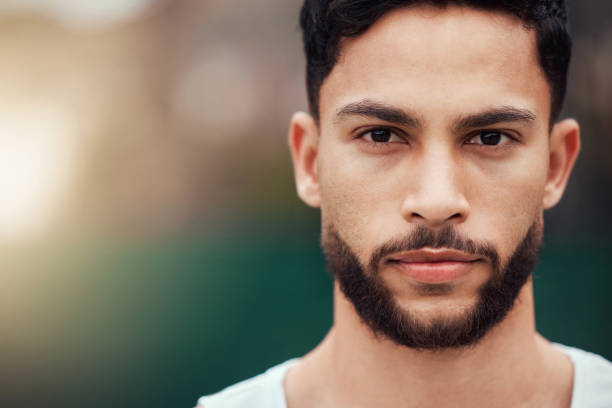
left=322, top=220, right=542, bottom=350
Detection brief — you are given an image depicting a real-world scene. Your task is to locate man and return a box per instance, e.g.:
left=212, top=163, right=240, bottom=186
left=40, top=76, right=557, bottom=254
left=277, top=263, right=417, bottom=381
left=198, top=0, right=612, bottom=407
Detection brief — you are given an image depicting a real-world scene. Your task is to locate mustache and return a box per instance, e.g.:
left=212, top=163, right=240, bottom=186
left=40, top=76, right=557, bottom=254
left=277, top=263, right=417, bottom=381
left=368, top=225, right=500, bottom=272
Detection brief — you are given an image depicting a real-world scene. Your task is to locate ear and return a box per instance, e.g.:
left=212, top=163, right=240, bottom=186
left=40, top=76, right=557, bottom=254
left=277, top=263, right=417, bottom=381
left=288, top=111, right=321, bottom=207
left=542, top=118, right=581, bottom=209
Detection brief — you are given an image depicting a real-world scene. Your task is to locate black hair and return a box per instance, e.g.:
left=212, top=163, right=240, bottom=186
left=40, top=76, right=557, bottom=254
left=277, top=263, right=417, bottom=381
left=300, top=0, right=571, bottom=125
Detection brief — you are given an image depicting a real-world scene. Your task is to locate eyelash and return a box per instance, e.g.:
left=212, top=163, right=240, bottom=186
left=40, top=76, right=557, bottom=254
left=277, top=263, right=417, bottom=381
left=463, top=130, right=519, bottom=150
left=355, top=127, right=519, bottom=151
left=355, top=127, right=407, bottom=148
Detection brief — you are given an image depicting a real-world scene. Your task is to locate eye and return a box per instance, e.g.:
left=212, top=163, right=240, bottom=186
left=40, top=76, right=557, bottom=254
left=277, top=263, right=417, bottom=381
left=360, top=128, right=403, bottom=143
left=465, top=131, right=513, bottom=146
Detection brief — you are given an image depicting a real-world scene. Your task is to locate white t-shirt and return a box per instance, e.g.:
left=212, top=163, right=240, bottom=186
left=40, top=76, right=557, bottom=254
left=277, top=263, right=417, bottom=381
left=197, top=344, right=612, bottom=408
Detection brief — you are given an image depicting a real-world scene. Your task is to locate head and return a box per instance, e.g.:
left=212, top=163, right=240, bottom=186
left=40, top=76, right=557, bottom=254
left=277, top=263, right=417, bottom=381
left=289, top=1, right=580, bottom=349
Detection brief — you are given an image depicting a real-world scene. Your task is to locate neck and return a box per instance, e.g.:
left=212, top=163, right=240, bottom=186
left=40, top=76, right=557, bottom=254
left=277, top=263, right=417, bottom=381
left=285, top=279, right=572, bottom=408
left=330, top=281, right=539, bottom=406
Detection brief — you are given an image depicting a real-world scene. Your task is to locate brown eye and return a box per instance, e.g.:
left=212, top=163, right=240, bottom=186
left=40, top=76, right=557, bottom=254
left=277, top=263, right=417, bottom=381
left=361, top=128, right=403, bottom=143
left=466, top=131, right=512, bottom=146
left=479, top=131, right=502, bottom=145
left=370, top=129, right=391, bottom=142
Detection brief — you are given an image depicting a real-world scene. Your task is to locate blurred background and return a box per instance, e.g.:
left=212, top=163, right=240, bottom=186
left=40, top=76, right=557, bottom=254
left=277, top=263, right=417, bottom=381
left=0, top=0, right=610, bottom=406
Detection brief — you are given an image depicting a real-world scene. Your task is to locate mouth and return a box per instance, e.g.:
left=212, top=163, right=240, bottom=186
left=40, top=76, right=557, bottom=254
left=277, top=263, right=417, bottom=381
left=388, top=248, right=482, bottom=284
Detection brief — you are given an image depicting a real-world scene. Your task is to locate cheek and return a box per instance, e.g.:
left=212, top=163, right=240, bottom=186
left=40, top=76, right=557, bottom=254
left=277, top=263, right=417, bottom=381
left=317, top=143, right=401, bottom=262
left=467, top=147, right=549, bottom=258
left=318, top=159, right=371, bottom=255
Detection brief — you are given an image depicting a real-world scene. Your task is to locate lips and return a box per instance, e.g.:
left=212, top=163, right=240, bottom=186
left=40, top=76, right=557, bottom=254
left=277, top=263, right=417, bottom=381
left=388, top=249, right=481, bottom=284
left=389, top=249, right=480, bottom=264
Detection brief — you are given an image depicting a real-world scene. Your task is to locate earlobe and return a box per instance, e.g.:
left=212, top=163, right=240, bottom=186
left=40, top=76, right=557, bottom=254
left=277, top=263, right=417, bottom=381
left=543, top=118, right=581, bottom=209
left=288, top=111, right=321, bottom=207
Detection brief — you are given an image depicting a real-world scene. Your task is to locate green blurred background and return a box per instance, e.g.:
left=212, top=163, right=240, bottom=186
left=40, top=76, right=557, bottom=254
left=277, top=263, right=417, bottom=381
left=1, top=1, right=610, bottom=407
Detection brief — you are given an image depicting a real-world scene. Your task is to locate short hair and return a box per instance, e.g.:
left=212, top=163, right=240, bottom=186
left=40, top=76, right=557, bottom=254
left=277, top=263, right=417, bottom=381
left=300, top=0, right=571, bottom=126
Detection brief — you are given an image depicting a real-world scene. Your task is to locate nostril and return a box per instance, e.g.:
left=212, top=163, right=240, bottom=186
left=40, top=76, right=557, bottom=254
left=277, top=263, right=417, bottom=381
left=401, top=194, right=470, bottom=227
left=408, top=211, right=466, bottom=227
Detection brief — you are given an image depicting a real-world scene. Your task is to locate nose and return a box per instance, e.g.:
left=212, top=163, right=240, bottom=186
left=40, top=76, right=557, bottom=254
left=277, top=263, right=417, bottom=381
left=400, top=149, right=470, bottom=229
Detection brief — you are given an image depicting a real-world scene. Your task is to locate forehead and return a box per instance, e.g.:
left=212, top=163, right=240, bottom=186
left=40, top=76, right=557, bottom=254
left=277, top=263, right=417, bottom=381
left=319, top=5, right=550, bottom=128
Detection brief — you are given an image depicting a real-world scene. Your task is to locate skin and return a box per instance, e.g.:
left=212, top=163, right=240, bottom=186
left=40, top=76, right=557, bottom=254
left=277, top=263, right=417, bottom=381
left=286, top=5, right=580, bottom=408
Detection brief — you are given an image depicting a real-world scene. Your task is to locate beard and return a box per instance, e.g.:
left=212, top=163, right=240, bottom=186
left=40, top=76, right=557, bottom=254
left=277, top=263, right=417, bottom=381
left=322, top=219, right=542, bottom=350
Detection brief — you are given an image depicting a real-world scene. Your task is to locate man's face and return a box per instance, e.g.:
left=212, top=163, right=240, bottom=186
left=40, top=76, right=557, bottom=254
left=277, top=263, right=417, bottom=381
left=289, top=6, right=580, bottom=349
left=290, top=5, right=579, bottom=349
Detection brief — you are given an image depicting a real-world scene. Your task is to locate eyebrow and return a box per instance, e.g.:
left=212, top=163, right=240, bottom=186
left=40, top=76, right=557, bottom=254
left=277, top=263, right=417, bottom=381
left=452, top=106, right=536, bottom=132
left=335, top=99, right=422, bottom=129
left=335, top=100, right=536, bottom=133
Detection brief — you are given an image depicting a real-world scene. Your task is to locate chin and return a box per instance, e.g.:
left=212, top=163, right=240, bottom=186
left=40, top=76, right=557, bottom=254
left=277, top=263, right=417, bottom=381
left=395, top=295, right=479, bottom=324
